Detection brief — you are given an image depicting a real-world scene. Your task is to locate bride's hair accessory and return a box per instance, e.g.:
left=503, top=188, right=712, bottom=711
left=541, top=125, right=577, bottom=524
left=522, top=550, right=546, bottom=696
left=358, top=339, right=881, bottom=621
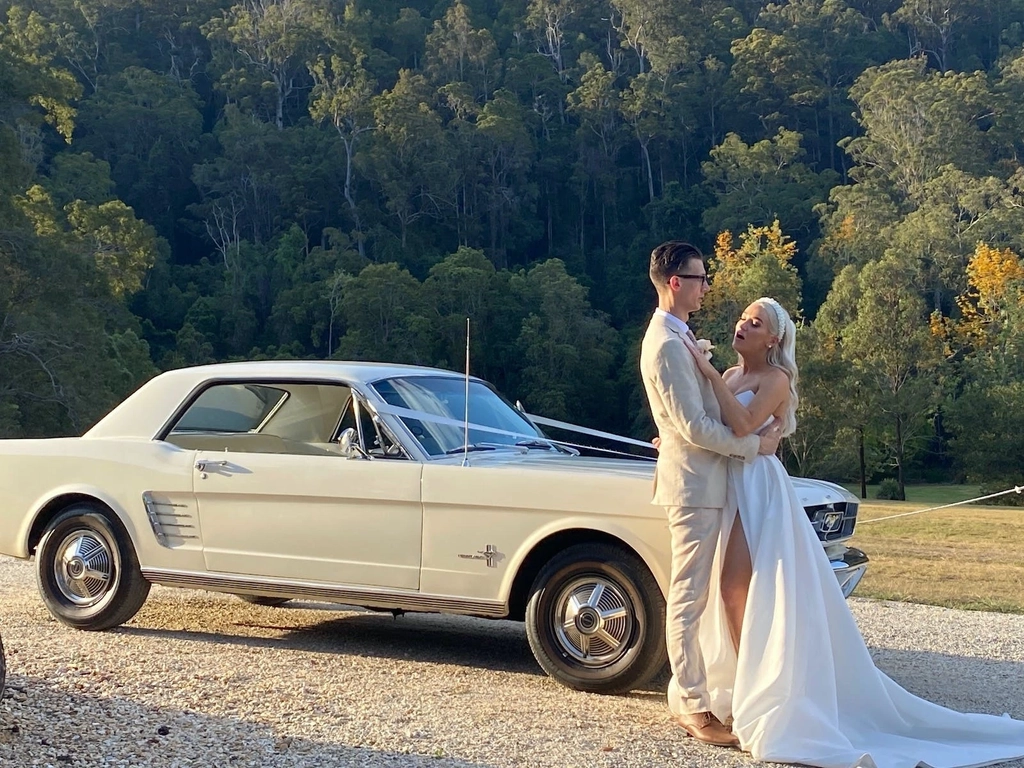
left=756, top=297, right=788, bottom=340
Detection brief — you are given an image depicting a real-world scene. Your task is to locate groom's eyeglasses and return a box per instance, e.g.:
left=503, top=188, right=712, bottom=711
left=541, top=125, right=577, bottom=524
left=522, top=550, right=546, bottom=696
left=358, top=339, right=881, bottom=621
left=673, top=273, right=712, bottom=286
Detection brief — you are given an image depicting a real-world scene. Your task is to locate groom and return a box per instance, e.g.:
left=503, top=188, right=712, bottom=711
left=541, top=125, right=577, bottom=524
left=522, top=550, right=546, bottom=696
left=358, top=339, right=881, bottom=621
left=639, top=241, right=780, bottom=748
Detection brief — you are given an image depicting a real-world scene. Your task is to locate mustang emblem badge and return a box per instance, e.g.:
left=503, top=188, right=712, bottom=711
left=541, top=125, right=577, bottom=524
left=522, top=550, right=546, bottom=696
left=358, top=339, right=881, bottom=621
left=820, top=510, right=844, bottom=534
left=458, top=544, right=502, bottom=568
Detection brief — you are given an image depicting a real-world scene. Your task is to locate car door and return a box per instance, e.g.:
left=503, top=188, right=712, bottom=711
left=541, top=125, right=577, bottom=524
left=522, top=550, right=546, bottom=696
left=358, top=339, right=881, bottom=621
left=194, top=451, right=422, bottom=589
left=167, top=379, right=423, bottom=590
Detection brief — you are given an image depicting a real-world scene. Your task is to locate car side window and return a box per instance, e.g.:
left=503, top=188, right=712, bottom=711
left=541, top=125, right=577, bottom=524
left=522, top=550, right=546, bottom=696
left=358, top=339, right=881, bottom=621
left=165, top=381, right=355, bottom=457
left=172, top=383, right=286, bottom=434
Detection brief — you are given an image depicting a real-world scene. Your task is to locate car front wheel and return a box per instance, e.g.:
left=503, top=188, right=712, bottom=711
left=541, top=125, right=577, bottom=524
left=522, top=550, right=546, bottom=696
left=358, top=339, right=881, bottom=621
left=35, top=504, right=150, bottom=631
left=525, top=543, right=666, bottom=694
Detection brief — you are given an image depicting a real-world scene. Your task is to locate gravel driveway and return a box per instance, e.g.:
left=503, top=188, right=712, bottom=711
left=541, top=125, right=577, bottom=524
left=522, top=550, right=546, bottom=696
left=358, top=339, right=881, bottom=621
left=1, top=556, right=1023, bottom=768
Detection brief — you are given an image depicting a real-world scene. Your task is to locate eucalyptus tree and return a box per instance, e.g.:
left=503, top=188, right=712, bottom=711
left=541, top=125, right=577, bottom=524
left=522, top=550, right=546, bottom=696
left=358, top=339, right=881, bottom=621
left=421, top=246, right=505, bottom=376
left=203, top=0, right=332, bottom=129
left=425, top=0, right=499, bottom=102
left=0, top=7, right=157, bottom=437
left=729, top=0, right=893, bottom=169
left=474, top=89, right=538, bottom=268
left=0, top=5, right=79, bottom=149
left=308, top=42, right=377, bottom=259
left=696, top=221, right=804, bottom=364
left=333, top=262, right=431, bottom=364
left=360, top=69, right=457, bottom=253
left=189, top=107, right=323, bottom=284
left=12, top=0, right=136, bottom=95
left=525, top=0, right=578, bottom=84
left=932, top=243, right=1024, bottom=486
left=888, top=0, right=980, bottom=72
left=816, top=255, right=943, bottom=498
left=815, top=56, right=1018, bottom=318
left=701, top=128, right=839, bottom=240
left=843, top=58, right=996, bottom=201
left=73, top=66, right=205, bottom=241
left=511, top=258, right=618, bottom=423
left=785, top=325, right=868, bottom=485
left=566, top=51, right=626, bottom=258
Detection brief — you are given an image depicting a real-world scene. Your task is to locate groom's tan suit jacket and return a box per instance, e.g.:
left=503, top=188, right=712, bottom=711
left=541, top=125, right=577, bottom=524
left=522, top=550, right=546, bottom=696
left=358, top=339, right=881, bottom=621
left=639, top=312, right=759, bottom=507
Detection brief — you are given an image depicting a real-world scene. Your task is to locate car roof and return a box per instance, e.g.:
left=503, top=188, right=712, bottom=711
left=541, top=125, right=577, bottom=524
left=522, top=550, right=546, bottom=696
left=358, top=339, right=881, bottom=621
left=84, top=360, right=471, bottom=440
left=156, top=360, right=465, bottom=385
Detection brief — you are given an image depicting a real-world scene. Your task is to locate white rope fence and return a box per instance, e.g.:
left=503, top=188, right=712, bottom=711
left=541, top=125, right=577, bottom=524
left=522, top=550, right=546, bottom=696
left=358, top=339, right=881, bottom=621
left=857, top=485, right=1024, bottom=525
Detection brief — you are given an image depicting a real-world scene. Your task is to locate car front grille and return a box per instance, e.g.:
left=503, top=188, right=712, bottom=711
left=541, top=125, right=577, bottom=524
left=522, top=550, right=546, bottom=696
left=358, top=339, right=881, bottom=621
left=805, top=501, right=858, bottom=542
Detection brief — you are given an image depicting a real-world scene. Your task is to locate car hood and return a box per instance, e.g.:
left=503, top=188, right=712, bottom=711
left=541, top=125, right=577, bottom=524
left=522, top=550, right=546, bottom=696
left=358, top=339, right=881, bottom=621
left=448, top=451, right=855, bottom=506
left=455, top=450, right=658, bottom=480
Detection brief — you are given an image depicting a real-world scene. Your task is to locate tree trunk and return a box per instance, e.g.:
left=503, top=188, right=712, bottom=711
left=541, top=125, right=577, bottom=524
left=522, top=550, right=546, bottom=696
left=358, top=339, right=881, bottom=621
left=858, top=426, right=867, bottom=499
left=895, top=416, right=906, bottom=500
left=602, top=202, right=607, bottom=258
left=547, top=185, right=553, bottom=255
left=342, top=136, right=365, bottom=259
left=641, top=141, right=654, bottom=202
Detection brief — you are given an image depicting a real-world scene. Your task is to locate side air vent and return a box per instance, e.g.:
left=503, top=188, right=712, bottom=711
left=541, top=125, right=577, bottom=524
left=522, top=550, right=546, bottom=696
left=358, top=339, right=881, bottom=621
left=142, top=492, right=199, bottom=547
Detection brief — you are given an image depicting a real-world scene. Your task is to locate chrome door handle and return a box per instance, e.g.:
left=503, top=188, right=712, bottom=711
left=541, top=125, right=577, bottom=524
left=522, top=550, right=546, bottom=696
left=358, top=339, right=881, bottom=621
left=195, top=459, right=228, bottom=472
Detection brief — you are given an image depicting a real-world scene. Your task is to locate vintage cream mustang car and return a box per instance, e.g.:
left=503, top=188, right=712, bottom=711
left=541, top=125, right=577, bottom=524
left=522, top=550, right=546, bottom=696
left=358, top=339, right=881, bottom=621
left=0, top=361, right=867, bottom=694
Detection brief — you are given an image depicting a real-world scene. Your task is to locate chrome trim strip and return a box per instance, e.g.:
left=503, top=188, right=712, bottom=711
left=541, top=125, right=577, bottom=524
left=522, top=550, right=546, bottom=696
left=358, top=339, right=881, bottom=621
left=140, top=568, right=509, bottom=618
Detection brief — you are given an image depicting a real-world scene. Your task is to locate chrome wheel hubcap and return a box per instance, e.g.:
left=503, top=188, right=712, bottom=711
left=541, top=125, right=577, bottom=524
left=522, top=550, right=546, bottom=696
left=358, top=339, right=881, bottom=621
left=54, top=531, right=113, bottom=606
left=553, top=576, right=635, bottom=667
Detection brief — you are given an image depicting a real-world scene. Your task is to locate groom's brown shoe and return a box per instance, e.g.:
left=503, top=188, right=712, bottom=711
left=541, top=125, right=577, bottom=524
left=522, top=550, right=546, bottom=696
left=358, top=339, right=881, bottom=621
left=676, top=711, right=739, bottom=748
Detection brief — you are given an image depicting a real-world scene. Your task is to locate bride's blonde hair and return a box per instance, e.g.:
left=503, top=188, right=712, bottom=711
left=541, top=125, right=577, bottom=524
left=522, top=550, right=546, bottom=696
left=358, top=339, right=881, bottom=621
left=753, top=297, right=799, bottom=437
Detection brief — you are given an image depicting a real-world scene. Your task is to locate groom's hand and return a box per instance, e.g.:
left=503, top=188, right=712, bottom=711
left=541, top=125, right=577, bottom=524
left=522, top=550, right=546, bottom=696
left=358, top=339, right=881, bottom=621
left=758, top=425, right=782, bottom=455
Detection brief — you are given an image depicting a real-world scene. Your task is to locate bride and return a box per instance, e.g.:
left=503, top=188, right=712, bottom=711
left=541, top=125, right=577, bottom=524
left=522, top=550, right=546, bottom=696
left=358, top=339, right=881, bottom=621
left=681, top=296, right=1024, bottom=768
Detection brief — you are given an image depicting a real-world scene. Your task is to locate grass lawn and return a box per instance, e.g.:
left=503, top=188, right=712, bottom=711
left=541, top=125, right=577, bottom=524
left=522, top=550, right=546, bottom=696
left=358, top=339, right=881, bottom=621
left=850, top=494, right=1024, bottom=613
left=841, top=483, right=984, bottom=505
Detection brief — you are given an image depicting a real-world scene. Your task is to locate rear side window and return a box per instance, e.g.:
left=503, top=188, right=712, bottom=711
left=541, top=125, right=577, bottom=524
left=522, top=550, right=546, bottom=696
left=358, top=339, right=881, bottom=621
left=171, top=384, right=287, bottom=434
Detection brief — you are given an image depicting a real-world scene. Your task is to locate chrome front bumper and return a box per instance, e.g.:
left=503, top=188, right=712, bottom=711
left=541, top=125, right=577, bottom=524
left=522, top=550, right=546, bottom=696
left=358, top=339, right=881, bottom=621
left=830, top=546, right=868, bottom=598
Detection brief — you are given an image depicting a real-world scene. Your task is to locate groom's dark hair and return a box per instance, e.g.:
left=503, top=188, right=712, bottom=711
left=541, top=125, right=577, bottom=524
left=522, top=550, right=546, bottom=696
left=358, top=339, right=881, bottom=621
left=649, top=240, right=704, bottom=286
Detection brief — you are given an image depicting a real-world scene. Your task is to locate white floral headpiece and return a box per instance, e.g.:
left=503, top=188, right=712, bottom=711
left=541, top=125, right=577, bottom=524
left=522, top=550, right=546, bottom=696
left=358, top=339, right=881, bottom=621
left=756, top=297, right=788, bottom=341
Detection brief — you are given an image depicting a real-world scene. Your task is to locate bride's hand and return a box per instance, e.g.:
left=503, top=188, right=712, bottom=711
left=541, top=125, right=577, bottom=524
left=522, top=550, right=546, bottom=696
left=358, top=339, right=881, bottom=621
left=683, top=339, right=718, bottom=378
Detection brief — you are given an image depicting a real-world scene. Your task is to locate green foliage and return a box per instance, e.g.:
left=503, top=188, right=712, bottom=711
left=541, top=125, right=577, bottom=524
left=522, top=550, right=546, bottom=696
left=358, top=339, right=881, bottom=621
left=73, top=66, right=204, bottom=238
left=702, top=129, right=839, bottom=237
left=697, top=221, right=803, bottom=363
left=512, top=259, right=618, bottom=422
left=875, top=477, right=902, bottom=500
left=0, top=0, right=1022, bottom=489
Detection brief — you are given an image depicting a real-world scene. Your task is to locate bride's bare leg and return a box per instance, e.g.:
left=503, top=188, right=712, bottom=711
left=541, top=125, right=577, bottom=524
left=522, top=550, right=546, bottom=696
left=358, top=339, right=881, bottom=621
left=721, top=514, right=752, bottom=653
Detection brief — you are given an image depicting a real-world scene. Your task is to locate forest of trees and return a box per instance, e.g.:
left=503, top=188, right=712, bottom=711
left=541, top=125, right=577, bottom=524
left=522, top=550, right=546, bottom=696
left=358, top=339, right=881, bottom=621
left=1, top=0, right=1023, bottom=499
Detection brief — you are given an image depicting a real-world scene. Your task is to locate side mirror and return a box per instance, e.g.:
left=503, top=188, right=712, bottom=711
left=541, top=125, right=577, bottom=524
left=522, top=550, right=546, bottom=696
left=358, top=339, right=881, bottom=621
left=338, top=428, right=369, bottom=460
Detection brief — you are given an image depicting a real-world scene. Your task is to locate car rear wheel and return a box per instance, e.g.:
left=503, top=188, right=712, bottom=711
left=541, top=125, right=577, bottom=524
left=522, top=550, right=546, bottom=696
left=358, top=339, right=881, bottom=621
left=236, top=594, right=291, bottom=607
left=35, top=504, right=150, bottom=631
left=525, top=543, right=666, bottom=694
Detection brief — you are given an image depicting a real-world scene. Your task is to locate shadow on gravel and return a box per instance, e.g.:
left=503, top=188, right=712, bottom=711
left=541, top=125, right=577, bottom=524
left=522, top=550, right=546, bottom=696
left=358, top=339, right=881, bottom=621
left=118, top=603, right=669, bottom=694
left=870, top=647, right=1024, bottom=719
left=119, top=609, right=545, bottom=677
left=0, top=674, right=493, bottom=767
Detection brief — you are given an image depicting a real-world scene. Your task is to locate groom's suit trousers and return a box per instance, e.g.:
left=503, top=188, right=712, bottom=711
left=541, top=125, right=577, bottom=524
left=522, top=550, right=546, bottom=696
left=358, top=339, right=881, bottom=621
left=665, top=504, right=722, bottom=716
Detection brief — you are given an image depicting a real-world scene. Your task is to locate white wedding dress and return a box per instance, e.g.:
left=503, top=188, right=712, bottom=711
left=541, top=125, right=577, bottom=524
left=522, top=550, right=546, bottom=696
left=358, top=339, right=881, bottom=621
left=698, top=391, right=1024, bottom=768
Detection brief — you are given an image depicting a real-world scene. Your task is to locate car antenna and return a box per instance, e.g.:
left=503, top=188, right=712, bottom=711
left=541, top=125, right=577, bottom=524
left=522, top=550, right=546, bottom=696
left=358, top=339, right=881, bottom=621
left=462, top=317, right=470, bottom=467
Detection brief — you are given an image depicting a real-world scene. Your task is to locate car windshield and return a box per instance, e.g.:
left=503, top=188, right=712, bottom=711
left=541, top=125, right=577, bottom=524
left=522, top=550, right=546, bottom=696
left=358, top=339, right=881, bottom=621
left=371, top=375, right=546, bottom=457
